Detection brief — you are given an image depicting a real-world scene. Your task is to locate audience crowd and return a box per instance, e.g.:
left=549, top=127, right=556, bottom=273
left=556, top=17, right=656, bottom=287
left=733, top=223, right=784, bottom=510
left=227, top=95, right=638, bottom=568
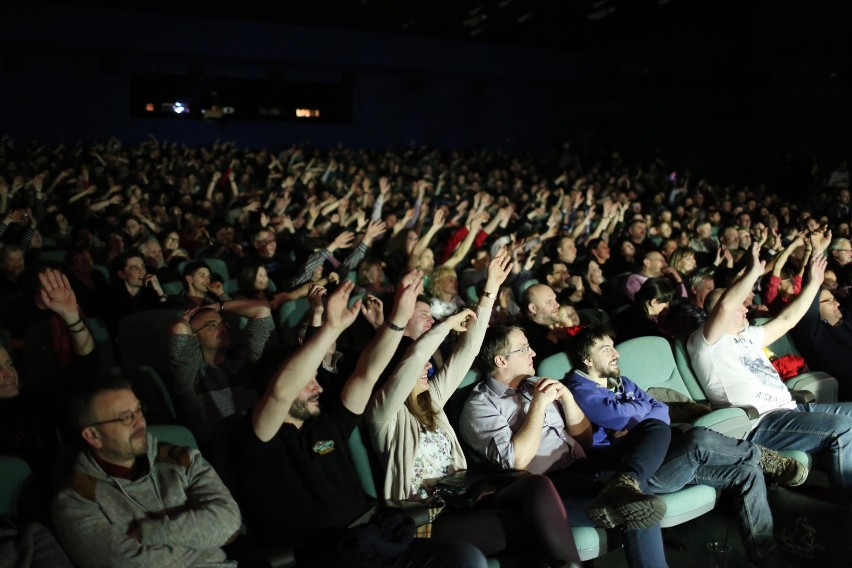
left=1, top=133, right=851, bottom=567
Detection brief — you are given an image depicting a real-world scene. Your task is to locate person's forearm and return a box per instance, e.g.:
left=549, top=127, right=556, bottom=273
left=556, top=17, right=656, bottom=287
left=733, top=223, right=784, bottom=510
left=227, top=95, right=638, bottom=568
left=511, top=403, right=547, bottom=470
left=223, top=298, right=271, bottom=319
left=775, top=278, right=821, bottom=328
left=289, top=249, right=328, bottom=288
left=63, top=310, right=95, bottom=356
left=443, top=226, right=479, bottom=269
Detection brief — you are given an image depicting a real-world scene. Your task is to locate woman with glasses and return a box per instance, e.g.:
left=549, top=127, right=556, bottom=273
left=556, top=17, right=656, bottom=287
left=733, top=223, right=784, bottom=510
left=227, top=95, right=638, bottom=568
left=366, top=252, right=582, bottom=567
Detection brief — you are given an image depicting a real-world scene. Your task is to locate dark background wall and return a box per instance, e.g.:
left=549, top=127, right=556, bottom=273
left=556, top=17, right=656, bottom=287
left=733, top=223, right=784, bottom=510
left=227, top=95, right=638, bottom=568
left=1, top=1, right=850, bottom=184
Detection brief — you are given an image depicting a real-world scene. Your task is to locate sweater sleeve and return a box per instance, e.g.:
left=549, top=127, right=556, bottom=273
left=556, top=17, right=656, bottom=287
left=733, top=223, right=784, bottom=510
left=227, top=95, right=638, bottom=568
left=430, top=302, right=493, bottom=408
left=566, top=373, right=669, bottom=433
left=367, top=321, right=453, bottom=430
left=139, top=450, right=241, bottom=549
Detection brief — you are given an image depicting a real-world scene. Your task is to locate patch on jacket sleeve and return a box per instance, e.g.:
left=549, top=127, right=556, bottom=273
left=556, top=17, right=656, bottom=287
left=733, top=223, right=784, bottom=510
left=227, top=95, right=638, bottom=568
left=156, top=442, right=192, bottom=470
left=68, top=471, right=98, bottom=501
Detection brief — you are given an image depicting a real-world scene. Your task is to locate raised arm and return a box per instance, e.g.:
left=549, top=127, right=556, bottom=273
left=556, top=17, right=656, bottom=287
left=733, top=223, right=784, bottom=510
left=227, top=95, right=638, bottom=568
left=252, top=281, right=361, bottom=441
left=442, top=214, right=485, bottom=270
left=762, top=247, right=828, bottom=345
left=408, top=209, right=445, bottom=270
left=340, top=270, right=423, bottom=414
left=39, top=268, right=94, bottom=356
left=221, top=298, right=272, bottom=320
left=703, top=242, right=765, bottom=345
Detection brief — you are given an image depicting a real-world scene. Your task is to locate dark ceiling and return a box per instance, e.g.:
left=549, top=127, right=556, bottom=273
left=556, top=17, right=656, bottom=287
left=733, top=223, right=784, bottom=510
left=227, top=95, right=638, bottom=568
left=30, top=0, right=723, bottom=50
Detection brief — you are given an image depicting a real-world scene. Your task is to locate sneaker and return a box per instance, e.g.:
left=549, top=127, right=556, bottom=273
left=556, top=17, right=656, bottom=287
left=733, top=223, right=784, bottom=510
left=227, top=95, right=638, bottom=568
left=758, top=446, right=809, bottom=487
left=586, top=473, right=667, bottom=530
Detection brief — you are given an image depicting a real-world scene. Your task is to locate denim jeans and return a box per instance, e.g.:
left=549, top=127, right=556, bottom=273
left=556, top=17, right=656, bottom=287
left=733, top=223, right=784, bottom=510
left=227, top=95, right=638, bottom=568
left=648, top=427, right=776, bottom=563
left=549, top=419, right=672, bottom=568
left=747, top=402, right=852, bottom=505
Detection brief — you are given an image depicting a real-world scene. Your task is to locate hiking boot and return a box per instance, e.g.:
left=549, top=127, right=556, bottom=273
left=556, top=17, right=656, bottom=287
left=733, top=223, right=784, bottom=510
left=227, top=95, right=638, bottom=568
left=586, top=473, right=667, bottom=530
left=758, top=446, right=809, bottom=487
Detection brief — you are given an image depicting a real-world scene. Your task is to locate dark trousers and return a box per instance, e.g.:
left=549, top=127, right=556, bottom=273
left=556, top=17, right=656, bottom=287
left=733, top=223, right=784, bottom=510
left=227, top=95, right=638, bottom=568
left=431, top=473, right=582, bottom=565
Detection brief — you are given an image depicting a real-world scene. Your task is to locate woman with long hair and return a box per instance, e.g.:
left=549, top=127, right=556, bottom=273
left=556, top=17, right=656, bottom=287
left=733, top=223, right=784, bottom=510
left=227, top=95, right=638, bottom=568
left=366, top=252, right=581, bottom=567
left=612, top=277, right=675, bottom=342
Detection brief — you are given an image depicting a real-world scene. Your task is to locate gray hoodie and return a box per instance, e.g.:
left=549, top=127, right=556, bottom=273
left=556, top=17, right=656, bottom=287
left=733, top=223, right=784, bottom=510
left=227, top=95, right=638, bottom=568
left=52, top=433, right=240, bottom=568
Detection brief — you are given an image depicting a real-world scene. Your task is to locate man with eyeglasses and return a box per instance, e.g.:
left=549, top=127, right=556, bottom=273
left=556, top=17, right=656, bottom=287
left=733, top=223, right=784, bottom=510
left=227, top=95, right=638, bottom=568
left=52, top=377, right=243, bottom=567
left=167, top=298, right=273, bottom=448
left=791, top=286, right=852, bottom=399
left=461, top=324, right=671, bottom=567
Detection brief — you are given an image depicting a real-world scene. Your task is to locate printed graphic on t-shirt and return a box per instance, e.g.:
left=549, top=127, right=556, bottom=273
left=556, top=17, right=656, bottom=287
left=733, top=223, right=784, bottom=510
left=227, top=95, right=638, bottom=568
left=312, top=440, right=335, bottom=455
left=735, top=336, right=782, bottom=387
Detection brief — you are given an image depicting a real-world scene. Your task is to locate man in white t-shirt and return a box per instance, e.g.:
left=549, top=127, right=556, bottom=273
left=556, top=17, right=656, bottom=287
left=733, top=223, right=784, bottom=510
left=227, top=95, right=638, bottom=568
left=688, top=234, right=852, bottom=504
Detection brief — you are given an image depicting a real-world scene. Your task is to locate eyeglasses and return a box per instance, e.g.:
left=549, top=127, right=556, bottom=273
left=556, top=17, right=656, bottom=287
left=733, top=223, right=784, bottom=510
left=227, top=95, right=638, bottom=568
left=820, top=297, right=839, bottom=304
left=89, top=403, right=145, bottom=428
left=191, top=320, right=227, bottom=334
left=504, top=344, right=532, bottom=357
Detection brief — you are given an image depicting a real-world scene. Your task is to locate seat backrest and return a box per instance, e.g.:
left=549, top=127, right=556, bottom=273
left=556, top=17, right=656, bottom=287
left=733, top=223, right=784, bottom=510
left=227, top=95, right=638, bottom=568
left=464, top=285, right=479, bottom=304
left=671, top=336, right=710, bottom=402
left=85, top=317, right=116, bottom=370
left=0, top=455, right=32, bottom=517
left=616, top=336, right=693, bottom=399
left=536, top=352, right=573, bottom=381
left=161, top=281, right=184, bottom=296
left=101, top=365, right=177, bottom=424
left=148, top=424, right=198, bottom=449
left=347, top=426, right=378, bottom=499
left=518, top=278, right=539, bottom=294
left=277, top=298, right=311, bottom=329
left=23, top=320, right=57, bottom=387
left=577, top=308, right=610, bottom=325
left=117, top=309, right=182, bottom=377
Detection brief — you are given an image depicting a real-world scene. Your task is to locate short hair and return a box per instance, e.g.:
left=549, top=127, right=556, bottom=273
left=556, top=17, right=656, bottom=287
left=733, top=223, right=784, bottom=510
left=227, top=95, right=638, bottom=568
left=688, top=271, right=713, bottom=291
left=520, top=284, right=540, bottom=315
left=537, top=259, right=562, bottom=282
left=68, top=377, right=133, bottom=431
left=0, top=244, right=24, bottom=262
left=566, top=323, right=616, bottom=374
left=634, top=277, right=675, bottom=315
left=586, top=238, right=605, bottom=253
left=110, top=250, right=145, bottom=282
left=830, top=238, right=851, bottom=252
left=182, top=260, right=210, bottom=280
left=477, top=324, right=521, bottom=374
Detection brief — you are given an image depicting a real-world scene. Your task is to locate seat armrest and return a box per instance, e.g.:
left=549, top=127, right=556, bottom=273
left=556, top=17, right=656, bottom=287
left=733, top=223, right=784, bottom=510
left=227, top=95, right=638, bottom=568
left=789, top=389, right=815, bottom=404
left=711, top=403, right=760, bottom=420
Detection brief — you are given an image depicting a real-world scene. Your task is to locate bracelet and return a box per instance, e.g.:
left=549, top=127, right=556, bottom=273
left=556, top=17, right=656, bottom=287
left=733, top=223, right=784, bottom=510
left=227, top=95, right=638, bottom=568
left=219, top=300, right=226, bottom=312
left=482, top=291, right=497, bottom=301
left=387, top=321, right=405, bottom=332
left=70, top=325, right=88, bottom=334
left=65, top=318, right=83, bottom=329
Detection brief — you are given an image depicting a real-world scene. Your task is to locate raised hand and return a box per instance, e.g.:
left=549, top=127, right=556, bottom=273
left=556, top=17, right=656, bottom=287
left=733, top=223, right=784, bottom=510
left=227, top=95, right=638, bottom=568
left=445, top=308, right=476, bottom=333
left=390, top=269, right=424, bottom=325
left=485, top=250, right=513, bottom=291
left=325, top=280, right=360, bottom=330
left=328, top=231, right=355, bottom=252
left=808, top=252, right=828, bottom=286
left=360, top=295, right=385, bottom=329
left=39, top=268, right=79, bottom=318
